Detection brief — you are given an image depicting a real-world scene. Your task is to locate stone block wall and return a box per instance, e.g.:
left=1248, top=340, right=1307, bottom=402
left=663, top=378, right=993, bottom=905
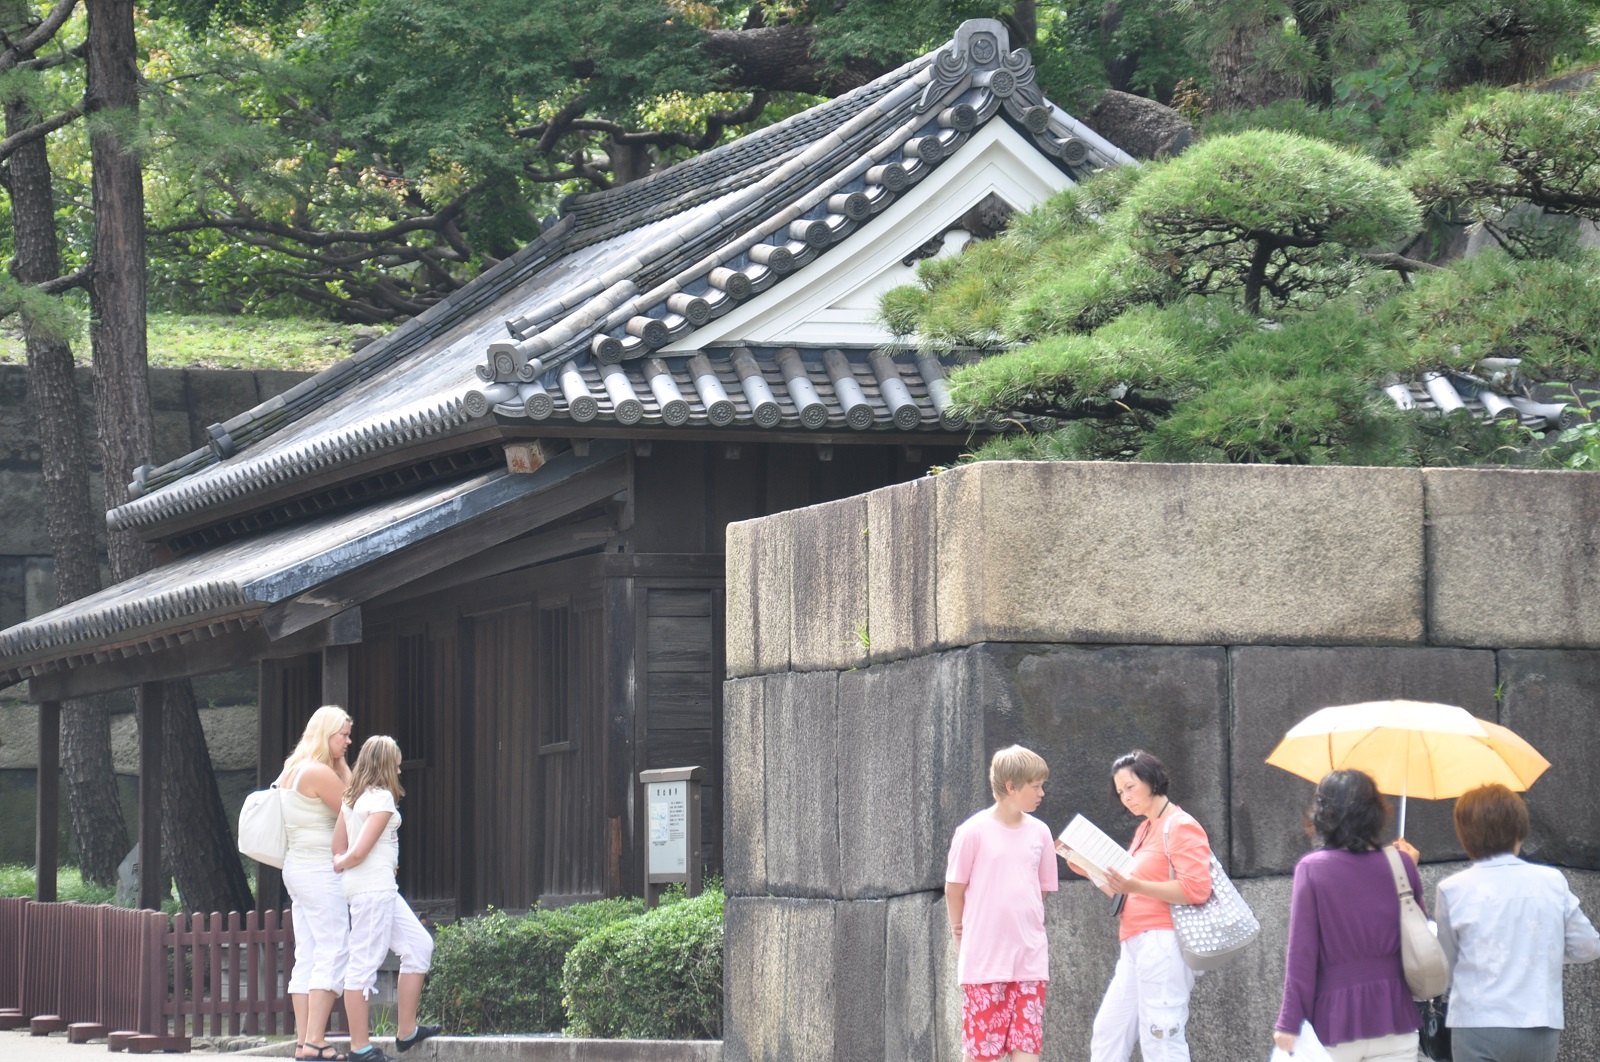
left=0, top=363, right=304, bottom=862
left=723, top=461, right=1600, bottom=1062
left=0, top=363, right=311, bottom=629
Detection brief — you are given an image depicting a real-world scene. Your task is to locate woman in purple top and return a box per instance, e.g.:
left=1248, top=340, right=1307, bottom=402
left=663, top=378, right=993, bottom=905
left=1272, top=770, right=1423, bottom=1062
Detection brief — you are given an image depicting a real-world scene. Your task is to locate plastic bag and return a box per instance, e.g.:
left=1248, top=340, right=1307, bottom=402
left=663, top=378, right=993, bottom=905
left=1268, top=1021, right=1334, bottom=1062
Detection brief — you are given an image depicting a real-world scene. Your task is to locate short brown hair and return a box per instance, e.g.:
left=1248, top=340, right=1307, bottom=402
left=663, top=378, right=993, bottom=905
left=1453, top=783, right=1529, bottom=860
left=990, top=745, right=1048, bottom=800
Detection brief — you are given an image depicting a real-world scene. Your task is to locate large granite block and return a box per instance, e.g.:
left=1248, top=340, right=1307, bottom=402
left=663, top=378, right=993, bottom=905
left=884, top=891, right=939, bottom=1061
left=153, top=409, right=194, bottom=464
left=975, top=643, right=1230, bottom=868
left=930, top=895, right=962, bottom=1062
left=789, top=496, right=868, bottom=672
left=763, top=670, right=840, bottom=896
left=1498, top=650, right=1600, bottom=870
left=833, top=900, right=886, bottom=1062
left=1038, top=878, right=1123, bottom=1058
left=0, top=471, right=47, bottom=553
left=935, top=462, right=1425, bottom=648
left=837, top=652, right=984, bottom=898
left=1558, top=869, right=1600, bottom=1062
left=1229, top=646, right=1497, bottom=876
left=723, top=676, right=766, bottom=895
left=183, top=368, right=261, bottom=427
left=723, top=897, right=837, bottom=1062
left=724, top=513, right=792, bottom=678
left=865, top=477, right=937, bottom=663
left=1426, top=468, right=1600, bottom=648
left=837, top=664, right=918, bottom=899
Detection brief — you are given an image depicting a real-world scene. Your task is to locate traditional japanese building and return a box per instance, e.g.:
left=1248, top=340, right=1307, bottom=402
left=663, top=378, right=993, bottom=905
left=0, top=19, right=1131, bottom=917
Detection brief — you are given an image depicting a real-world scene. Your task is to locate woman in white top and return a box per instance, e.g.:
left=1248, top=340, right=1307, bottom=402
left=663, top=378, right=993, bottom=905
left=1435, top=783, right=1600, bottom=1062
left=333, top=736, right=437, bottom=1062
left=276, top=705, right=354, bottom=1062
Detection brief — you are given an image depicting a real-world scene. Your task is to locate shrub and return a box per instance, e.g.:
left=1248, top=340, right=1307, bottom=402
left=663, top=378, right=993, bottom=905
left=0, top=864, right=117, bottom=904
left=421, top=897, right=643, bottom=1034
left=562, top=884, right=723, bottom=1039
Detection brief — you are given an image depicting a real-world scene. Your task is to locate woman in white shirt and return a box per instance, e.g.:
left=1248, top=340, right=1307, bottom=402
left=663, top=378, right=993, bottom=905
left=276, top=705, right=353, bottom=1062
left=333, top=736, right=438, bottom=1062
left=1435, top=784, right=1600, bottom=1062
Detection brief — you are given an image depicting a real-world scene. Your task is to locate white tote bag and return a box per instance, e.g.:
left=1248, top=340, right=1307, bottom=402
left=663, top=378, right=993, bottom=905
left=1268, top=1021, right=1334, bottom=1062
left=237, top=782, right=288, bottom=868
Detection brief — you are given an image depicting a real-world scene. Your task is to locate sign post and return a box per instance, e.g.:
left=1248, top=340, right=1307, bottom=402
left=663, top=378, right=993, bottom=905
left=640, top=765, right=704, bottom=909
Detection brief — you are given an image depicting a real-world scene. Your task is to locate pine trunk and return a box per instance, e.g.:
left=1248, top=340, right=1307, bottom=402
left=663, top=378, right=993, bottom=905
left=4, top=18, right=127, bottom=886
left=87, top=0, right=252, bottom=912
left=159, top=681, right=254, bottom=913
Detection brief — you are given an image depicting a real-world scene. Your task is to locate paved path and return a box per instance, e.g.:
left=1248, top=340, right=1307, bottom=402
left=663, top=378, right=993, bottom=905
left=1, top=1028, right=288, bottom=1060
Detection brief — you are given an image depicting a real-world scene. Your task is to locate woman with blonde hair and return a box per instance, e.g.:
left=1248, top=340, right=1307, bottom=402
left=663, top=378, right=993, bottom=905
left=334, top=736, right=437, bottom=1062
left=276, top=705, right=354, bottom=1061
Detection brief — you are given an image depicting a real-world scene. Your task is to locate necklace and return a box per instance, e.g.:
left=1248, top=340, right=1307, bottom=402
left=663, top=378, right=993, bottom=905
left=1151, top=797, right=1170, bottom=821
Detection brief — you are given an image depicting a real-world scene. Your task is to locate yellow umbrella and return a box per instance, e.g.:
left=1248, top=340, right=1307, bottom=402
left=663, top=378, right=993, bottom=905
left=1265, top=699, right=1550, bottom=834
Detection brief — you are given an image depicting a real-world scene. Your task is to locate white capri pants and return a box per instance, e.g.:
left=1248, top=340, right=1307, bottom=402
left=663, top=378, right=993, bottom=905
left=282, top=860, right=349, bottom=995
left=1091, top=928, right=1198, bottom=1062
left=344, top=890, right=434, bottom=999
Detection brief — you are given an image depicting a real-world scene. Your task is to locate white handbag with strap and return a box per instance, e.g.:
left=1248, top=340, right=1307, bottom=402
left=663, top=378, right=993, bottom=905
left=1383, top=844, right=1450, bottom=999
left=1162, top=811, right=1262, bottom=970
left=237, top=781, right=288, bottom=869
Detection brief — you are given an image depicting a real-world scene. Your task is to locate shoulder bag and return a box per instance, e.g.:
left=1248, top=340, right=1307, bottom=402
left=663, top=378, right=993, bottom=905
left=1382, top=844, right=1450, bottom=1000
left=238, top=776, right=289, bottom=869
left=1161, top=811, right=1261, bottom=970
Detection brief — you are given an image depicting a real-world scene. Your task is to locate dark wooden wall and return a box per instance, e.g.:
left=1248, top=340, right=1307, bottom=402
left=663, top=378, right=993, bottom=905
left=255, top=438, right=956, bottom=919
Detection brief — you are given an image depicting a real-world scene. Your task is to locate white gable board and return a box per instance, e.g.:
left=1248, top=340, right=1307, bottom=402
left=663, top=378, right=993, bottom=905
left=662, top=120, right=1077, bottom=351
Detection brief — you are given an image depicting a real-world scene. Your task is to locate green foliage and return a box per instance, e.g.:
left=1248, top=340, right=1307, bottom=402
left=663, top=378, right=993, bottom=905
left=1383, top=251, right=1600, bottom=379
left=1407, top=87, right=1600, bottom=242
left=0, top=864, right=117, bottom=903
left=421, top=897, right=643, bottom=1035
left=0, top=313, right=379, bottom=371
left=1121, top=130, right=1419, bottom=312
left=561, top=884, right=723, bottom=1040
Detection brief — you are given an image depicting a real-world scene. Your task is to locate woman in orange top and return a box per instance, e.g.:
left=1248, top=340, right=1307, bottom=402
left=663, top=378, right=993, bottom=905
left=1059, top=749, right=1213, bottom=1062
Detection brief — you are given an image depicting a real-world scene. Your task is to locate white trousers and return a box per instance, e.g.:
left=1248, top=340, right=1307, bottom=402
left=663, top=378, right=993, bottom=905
left=344, top=890, right=433, bottom=999
left=1325, top=1031, right=1420, bottom=1062
left=1090, top=929, right=1198, bottom=1062
left=282, top=860, right=349, bottom=995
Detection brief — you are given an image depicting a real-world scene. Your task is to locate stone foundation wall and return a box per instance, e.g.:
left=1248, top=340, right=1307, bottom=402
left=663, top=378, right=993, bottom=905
left=723, top=461, right=1600, bottom=1062
left=0, top=363, right=311, bottom=629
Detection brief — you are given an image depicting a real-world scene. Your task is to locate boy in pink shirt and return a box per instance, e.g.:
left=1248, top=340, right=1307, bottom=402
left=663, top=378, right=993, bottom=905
left=946, top=745, right=1060, bottom=1062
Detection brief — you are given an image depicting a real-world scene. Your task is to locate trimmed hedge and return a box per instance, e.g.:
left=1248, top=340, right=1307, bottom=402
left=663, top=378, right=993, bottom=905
left=422, top=897, right=643, bottom=1034
left=561, top=884, right=723, bottom=1039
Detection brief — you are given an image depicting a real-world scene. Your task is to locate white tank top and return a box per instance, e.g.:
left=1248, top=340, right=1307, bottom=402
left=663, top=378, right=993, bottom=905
left=281, top=768, right=338, bottom=864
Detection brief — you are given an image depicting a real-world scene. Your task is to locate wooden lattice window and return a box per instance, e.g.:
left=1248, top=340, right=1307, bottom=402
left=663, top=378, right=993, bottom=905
left=538, top=605, right=572, bottom=750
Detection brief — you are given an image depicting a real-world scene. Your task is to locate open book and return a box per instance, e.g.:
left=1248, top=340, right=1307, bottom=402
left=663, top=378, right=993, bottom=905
left=1058, top=814, right=1134, bottom=889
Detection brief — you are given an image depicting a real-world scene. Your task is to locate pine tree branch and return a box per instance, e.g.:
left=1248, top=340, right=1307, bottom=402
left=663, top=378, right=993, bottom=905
left=0, top=0, right=78, bottom=71
left=0, top=105, right=81, bottom=163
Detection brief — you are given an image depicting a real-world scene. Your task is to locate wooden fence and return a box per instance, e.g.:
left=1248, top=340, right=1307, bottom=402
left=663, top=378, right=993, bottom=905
left=0, top=900, right=342, bottom=1052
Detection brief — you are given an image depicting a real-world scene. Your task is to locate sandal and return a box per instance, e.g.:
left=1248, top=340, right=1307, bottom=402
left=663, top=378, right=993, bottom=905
left=298, top=1045, right=349, bottom=1062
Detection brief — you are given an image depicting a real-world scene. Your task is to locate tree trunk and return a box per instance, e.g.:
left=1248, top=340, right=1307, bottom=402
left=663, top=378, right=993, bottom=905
left=1207, top=21, right=1298, bottom=112
left=701, top=24, right=891, bottom=96
left=160, top=680, right=254, bottom=913
left=3, top=2, right=127, bottom=887
left=86, top=0, right=252, bottom=912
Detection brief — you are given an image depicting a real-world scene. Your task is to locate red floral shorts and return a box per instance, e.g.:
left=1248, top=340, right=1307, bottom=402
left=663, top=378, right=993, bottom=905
left=961, top=980, right=1047, bottom=1060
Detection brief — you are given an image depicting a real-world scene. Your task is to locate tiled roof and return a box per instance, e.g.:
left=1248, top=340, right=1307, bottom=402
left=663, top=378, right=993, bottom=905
left=0, top=445, right=627, bottom=687
left=1383, top=361, right=1586, bottom=429
left=106, top=19, right=1129, bottom=536
left=482, top=346, right=969, bottom=432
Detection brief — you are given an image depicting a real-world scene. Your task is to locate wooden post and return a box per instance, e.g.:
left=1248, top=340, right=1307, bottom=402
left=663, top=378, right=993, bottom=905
left=137, top=682, right=163, bottom=910
left=35, top=699, right=60, bottom=902
left=321, top=645, right=349, bottom=710
left=255, top=663, right=283, bottom=913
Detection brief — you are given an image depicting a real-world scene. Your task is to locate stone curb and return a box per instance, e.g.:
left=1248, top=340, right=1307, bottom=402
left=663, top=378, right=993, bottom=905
left=236, top=1037, right=722, bottom=1061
